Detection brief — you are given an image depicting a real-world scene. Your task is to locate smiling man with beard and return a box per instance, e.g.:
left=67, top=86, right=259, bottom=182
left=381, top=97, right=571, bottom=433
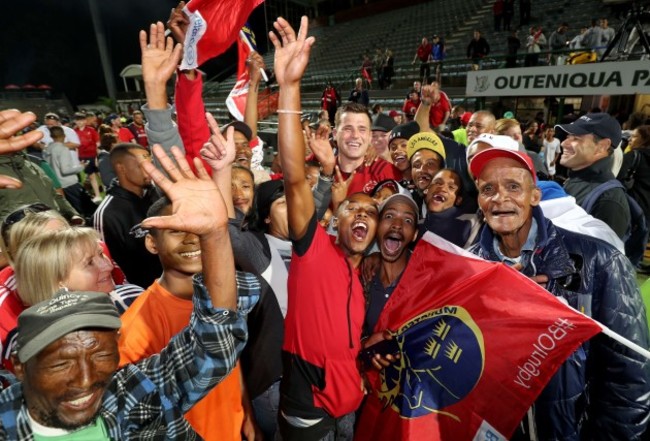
left=271, top=16, right=380, bottom=440
left=364, top=193, right=418, bottom=337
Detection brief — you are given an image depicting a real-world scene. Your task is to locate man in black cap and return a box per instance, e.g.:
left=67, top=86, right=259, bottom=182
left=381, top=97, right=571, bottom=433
left=222, top=121, right=254, bottom=169
left=0, top=145, right=259, bottom=439
left=556, top=113, right=630, bottom=239
left=371, top=113, right=396, bottom=162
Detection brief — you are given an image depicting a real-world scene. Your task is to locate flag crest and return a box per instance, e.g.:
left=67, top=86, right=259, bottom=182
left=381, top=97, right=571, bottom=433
left=355, top=233, right=602, bottom=441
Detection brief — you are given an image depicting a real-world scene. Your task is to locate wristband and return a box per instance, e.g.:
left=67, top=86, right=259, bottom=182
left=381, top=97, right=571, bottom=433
left=276, top=109, right=302, bottom=115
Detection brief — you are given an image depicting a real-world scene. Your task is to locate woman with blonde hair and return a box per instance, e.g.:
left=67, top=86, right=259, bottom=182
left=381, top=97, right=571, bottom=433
left=0, top=220, right=141, bottom=372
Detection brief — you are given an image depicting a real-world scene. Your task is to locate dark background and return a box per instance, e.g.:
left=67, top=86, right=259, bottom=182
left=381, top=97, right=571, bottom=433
left=0, top=0, right=271, bottom=107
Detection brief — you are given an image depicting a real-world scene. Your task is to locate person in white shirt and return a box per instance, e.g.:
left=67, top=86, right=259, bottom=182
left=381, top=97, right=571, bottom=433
left=542, top=127, right=561, bottom=178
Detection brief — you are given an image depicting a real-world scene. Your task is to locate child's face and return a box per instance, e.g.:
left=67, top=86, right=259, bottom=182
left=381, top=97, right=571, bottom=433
left=425, top=170, right=461, bottom=213
left=373, top=186, right=397, bottom=205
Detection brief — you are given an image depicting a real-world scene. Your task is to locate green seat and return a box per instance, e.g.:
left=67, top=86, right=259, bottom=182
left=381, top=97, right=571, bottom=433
left=641, top=278, right=650, bottom=336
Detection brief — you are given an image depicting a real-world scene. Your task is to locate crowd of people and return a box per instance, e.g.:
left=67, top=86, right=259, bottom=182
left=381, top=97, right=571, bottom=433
left=0, top=5, right=649, bottom=441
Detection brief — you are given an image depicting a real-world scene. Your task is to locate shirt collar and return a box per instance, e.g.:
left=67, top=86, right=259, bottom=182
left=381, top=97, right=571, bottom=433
left=492, top=217, right=538, bottom=264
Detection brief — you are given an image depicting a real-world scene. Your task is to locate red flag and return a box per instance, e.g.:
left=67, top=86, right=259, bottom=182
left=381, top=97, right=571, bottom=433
left=355, top=233, right=603, bottom=441
left=180, top=0, right=264, bottom=70
left=225, top=26, right=256, bottom=121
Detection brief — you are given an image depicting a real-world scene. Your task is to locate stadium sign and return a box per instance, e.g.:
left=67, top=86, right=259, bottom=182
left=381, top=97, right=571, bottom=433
left=466, top=60, right=650, bottom=97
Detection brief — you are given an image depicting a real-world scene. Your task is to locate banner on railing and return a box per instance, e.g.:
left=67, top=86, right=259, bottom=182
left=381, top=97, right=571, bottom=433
left=466, top=60, right=650, bottom=97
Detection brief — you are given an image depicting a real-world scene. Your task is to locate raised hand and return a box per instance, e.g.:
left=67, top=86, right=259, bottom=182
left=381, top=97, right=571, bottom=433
left=0, top=110, right=44, bottom=189
left=331, top=166, right=356, bottom=211
left=141, top=144, right=227, bottom=236
left=140, top=22, right=183, bottom=89
left=0, top=110, right=43, bottom=155
left=269, top=16, right=315, bottom=87
left=200, top=113, right=235, bottom=173
left=247, top=51, right=266, bottom=86
left=308, top=124, right=335, bottom=175
left=167, top=1, right=189, bottom=44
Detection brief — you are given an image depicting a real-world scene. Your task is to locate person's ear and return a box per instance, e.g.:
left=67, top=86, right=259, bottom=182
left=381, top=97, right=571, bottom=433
left=144, top=233, right=159, bottom=255
left=455, top=195, right=463, bottom=206
left=530, top=186, right=542, bottom=207
left=264, top=216, right=271, bottom=225
left=12, top=354, right=24, bottom=381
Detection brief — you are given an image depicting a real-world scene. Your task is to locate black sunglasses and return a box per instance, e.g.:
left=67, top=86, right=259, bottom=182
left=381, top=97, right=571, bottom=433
left=1, top=203, right=52, bottom=244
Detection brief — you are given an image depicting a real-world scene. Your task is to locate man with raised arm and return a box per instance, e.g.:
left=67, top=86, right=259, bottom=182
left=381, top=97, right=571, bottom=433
left=271, top=16, right=379, bottom=440
left=0, top=142, right=259, bottom=438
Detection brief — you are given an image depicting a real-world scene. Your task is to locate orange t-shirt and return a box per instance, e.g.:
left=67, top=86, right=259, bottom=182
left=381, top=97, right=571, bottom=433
left=118, top=280, right=243, bottom=441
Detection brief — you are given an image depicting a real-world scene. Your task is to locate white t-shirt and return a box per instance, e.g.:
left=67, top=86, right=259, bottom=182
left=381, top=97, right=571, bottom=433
left=543, top=137, right=561, bottom=175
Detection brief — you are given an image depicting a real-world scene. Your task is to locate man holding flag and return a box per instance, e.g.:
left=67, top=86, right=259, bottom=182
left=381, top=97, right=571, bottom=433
left=468, top=144, right=650, bottom=440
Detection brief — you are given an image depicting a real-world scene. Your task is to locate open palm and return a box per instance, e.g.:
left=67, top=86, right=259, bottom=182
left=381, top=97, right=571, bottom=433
left=269, top=16, right=315, bottom=87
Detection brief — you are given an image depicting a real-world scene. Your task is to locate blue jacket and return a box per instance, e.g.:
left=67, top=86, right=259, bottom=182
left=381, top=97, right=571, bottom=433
left=470, top=207, right=650, bottom=440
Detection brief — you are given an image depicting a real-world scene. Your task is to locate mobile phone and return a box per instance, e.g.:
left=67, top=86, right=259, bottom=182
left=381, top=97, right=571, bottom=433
left=358, top=338, right=400, bottom=370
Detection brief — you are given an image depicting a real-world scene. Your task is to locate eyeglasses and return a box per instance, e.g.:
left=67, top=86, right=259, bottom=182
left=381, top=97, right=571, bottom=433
left=1, top=203, right=51, bottom=245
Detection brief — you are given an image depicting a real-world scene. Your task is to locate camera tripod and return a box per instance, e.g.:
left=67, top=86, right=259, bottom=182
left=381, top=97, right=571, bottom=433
left=600, top=1, right=650, bottom=61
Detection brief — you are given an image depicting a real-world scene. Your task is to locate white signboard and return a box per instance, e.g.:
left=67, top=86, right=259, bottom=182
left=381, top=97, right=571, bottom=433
left=466, top=60, right=650, bottom=97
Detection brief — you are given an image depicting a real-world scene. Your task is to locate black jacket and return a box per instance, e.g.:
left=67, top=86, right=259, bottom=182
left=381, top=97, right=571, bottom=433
left=471, top=207, right=650, bottom=440
left=564, top=156, right=630, bottom=239
left=93, top=183, right=161, bottom=289
left=618, top=147, right=650, bottom=222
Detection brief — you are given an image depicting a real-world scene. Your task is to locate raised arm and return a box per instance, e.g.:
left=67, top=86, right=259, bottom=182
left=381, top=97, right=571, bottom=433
left=270, top=16, right=316, bottom=240
left=141, top=145, right=236, bottom=310
left=140, top=21, right=185, bottom=169
left=200, top=113, right=237, bottom=219
left=244, top=51, right=266, bottom=143
left=415, top=84, right=435, bottom=132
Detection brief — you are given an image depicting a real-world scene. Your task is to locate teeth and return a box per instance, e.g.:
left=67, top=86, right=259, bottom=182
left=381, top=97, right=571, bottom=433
left=68, top=394, right=93, bottom=406
left=181, top=250, right=201, bottom=258
left=352, top=222, right=367, bottom=231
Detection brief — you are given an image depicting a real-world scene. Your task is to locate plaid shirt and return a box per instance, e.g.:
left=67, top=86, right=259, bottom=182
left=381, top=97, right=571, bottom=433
left=0, top=272, right=259, bottom=440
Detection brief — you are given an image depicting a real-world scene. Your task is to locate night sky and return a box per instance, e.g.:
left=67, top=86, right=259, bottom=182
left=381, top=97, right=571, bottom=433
left=0, top=0, right=268, bottom=107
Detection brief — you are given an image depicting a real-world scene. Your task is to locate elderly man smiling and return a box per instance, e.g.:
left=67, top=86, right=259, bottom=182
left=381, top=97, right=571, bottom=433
left=0, top=143, right=259, bottom=439
left=468, top=144, right=649, bottom=440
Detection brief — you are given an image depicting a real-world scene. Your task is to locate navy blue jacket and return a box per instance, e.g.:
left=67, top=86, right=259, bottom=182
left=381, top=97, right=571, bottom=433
left=471, top=207, right=650, bottom=440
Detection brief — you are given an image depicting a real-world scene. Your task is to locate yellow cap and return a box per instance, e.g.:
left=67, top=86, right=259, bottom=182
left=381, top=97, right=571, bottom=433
left=406, top=132, right=446, bottom=162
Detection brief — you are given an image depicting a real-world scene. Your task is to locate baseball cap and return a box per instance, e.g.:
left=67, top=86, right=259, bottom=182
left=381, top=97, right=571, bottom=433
left=255, top=179, right=284, bottom=226
left=222, top=121, right=253, bottom=141
left=406, top=132, right=447, bottom=163
left=469, top=147, right=537, bottom=182
left=460, top=111, right=473, bottom=127
left=17, top=291, right=121, bottom=363
left=104, top=113, right=119, bottom=124
left=371, top=113, right=397, bottom=132
left=389, top=121, right=420, bottom=145
left=388, top=110, right=399, bottom=118
left=467, top=133, right=520, bottom=154
left=554, top=113, right=622, bottom=148
left=44, top=112, right=60, bottom=121
left=379, top=193, right=420, bottom=221
left=73, top=112, right=86, bottom=120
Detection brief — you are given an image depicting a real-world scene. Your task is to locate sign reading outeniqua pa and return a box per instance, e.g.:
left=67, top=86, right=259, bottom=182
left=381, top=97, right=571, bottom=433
left=466, top=60, right=650, bottom=97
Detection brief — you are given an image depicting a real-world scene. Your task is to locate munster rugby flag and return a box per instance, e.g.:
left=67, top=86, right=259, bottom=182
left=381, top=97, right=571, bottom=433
left=355, top=233, right=602, bottom=441
left=225, top=25, right=258, bottom=121
left=180, top=0, right=264, bottom=70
